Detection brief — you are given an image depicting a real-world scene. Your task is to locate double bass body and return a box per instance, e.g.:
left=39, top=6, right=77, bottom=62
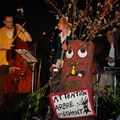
left=4, top=37, right=32, bottom=94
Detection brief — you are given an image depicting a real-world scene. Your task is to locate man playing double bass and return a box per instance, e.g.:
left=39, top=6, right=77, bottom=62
left=0, top=14, right=32, bottom=117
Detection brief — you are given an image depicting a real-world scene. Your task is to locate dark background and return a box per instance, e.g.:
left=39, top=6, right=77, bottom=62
left=0, top=0, right=61, bottom=88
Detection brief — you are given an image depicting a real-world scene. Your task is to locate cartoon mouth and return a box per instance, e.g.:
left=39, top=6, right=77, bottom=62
left=69, top=61, right=85, bottom=78
left=77, top=70, right=85, bottom=77
left=70, top=70, right=85, bottom=77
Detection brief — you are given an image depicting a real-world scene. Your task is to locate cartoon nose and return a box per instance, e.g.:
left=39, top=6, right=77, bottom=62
left=70, top=66, right=77, bottom=76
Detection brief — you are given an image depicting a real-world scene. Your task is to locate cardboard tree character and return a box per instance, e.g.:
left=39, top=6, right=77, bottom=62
left=60, top=40, right=94, bottom=95
left=51, top=40, right=95, bottom=120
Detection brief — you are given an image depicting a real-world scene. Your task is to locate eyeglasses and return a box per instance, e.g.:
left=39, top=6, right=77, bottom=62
left=5, top=21, right=13, bottom=24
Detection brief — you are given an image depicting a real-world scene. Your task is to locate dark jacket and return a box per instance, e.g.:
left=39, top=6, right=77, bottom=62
left=53, top=34, right=77, bottom=64
left=96, top=39, right=120, bottom=69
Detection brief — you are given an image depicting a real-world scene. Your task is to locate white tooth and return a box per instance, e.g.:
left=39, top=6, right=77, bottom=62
left=78, top=73, right=82, bottom=77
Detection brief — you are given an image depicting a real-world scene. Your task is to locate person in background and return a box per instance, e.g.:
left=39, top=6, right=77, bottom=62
left=49, top=17, right=77, bottom=93
left=50, top=17, right=77, bottom=71
left=97, top=27, right=120, bottom=95
left=0, top=14, right=32, bottom=118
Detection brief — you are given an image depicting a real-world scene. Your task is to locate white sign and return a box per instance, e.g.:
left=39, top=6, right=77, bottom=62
left=49, top=88, right=96, bottom=119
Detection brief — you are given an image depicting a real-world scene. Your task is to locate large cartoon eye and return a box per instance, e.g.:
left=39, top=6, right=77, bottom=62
left=66, top=49, right=74, bottom=59
left=78, top=49, right=87, bottom=58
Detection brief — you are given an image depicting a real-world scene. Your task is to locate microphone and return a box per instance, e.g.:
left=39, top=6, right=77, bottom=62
left=55, top=26, right=58, bottom=30
left=43, top=32, right=46, bottom=35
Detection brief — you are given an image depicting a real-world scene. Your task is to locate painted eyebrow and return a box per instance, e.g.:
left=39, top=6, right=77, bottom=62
left=79, top=43, right=86, bottom=48
left=68, top=44, right=72, bottom=48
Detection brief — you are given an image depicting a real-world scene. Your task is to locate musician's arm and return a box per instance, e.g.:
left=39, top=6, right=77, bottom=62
left=50, top=40, right=61, bottom=72
left=53, top=49, right=61, bottom=64
left=16, top=23, right=32, bottom=42
left=62, top=44, right=68, bottom=50
left=21, top=28, right=32, bottom=42
left=0, top=44, right=14, bottom=50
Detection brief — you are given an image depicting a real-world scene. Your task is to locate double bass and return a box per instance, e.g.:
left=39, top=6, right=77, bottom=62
left=4, top=6, right=33, bottom=94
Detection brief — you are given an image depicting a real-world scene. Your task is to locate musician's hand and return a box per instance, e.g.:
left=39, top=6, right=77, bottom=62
left=15, top=23, right=21, bottom=30
left=106, top=57, right=114, bottom=63
left=50, top=64, right=56, bottom=73
left=16, top=23, right=26, bottom=32
left=9, top=66, right=20, bottom=73
left=4, top=44, right=14, bottom=50
left=62, top=44, right=68, bottom=50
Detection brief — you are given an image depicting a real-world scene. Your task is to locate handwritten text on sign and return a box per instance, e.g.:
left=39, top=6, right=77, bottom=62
left=49, top=89, right=95, bottom=119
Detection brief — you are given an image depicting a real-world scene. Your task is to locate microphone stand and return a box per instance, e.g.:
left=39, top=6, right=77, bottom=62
left=33, top=43, right=37, bottom=91
left=29, top=32, right=47, bottom=91
left=37, top=27, right=57, bottom=90
left=29, top=24, right=57, bottom=91
left=49, top=31, right=56, bottom=70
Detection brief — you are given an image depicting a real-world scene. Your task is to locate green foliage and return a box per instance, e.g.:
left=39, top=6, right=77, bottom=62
left=101, top=85, right=120, bottom=117
left=15, top=83, right=49, bottom=120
